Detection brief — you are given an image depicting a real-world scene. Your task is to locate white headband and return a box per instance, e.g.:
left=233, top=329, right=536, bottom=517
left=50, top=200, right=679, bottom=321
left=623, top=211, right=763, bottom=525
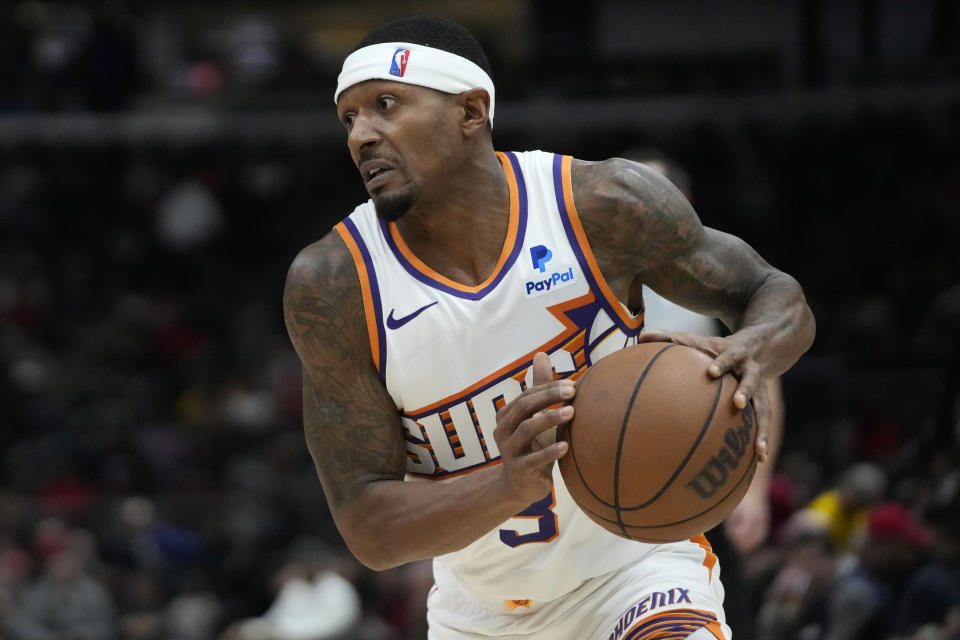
left=335, top=42, right=495, bottom=126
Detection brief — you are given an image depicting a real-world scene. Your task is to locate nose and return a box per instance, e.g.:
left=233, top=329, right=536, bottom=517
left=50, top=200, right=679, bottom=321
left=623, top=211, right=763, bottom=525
left=347, top=112, right=381, bottom=153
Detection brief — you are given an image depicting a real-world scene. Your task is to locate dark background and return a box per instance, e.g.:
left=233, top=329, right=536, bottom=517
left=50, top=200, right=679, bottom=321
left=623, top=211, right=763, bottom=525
left=1, top=1, right=959, bottom=639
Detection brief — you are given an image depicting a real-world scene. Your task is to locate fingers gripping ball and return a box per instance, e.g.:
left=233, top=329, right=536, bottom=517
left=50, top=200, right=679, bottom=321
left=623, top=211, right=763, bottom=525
left=557, top=342, right=757, bottom=543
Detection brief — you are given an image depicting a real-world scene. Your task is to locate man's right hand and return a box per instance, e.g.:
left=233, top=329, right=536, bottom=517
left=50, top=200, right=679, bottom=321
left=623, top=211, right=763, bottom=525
left=492, top=352, right=574, bottom=505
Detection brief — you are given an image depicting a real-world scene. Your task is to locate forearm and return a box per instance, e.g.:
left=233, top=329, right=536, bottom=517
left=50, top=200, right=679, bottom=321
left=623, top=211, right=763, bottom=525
left=734, top=272, right=815, bottom=378
left=332, top=465, right=531, bottom=570
left=752, top=378, right=784, bottom=489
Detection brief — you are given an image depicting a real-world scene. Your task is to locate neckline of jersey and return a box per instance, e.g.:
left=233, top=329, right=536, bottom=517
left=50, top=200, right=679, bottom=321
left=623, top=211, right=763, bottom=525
left=379, top=151, right=527, bottom=300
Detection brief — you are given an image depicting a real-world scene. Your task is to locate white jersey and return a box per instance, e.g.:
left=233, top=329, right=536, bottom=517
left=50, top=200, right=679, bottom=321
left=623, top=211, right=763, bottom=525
left=642, top=286, right=723, bottom=335
left=333, top=150, right=715, bottom=618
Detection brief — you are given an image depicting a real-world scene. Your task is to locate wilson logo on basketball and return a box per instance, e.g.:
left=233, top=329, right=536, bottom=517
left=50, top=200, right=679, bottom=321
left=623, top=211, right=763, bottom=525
left=685, top=405, right=755, bottom=499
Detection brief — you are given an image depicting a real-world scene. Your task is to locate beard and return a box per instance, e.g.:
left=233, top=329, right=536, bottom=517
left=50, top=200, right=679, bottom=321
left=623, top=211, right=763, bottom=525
left=373, top=184, right=420, bottom=222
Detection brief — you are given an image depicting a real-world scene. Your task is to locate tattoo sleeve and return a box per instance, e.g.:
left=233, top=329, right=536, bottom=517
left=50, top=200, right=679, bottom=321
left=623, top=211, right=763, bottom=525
left=573, top=158, right=771, bottom=327
left=572, top=157, right=814, bottom=374
left=282, top=233, right=405, bottom=512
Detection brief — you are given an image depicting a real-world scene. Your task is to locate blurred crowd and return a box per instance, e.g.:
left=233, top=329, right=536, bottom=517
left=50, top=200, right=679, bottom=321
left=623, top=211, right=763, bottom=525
left=2, top=1, right=960, bottom=640
left=1, top=113, right=957, bottom=640
left=0, top=135, right=433, bottom=638
left=0, top=1, right=344, bottom=114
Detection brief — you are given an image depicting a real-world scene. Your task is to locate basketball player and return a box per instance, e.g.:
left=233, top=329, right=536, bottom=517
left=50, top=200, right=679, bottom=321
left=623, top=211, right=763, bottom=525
left=283, top=16, right=815, bottom=640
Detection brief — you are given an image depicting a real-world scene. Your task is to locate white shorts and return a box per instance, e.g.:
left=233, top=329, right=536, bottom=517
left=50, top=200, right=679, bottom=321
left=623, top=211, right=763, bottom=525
left=427, top=539, right=732, bottom=640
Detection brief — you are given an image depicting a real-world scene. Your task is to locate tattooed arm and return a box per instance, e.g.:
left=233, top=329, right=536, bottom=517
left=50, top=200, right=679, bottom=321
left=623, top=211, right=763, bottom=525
left=572, top=158, right=815, bottom=457
left=283, top=232, right=572, bottom=570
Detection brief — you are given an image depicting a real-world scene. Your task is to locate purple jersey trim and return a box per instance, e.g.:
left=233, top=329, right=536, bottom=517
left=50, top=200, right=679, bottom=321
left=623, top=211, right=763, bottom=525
left=552, top=153, right=642, bottom=338
left=341, top=217, right=388, bottom=381
left=378, top=151, right=528, bottom=300
left=624, top=612, right=717, bottom=640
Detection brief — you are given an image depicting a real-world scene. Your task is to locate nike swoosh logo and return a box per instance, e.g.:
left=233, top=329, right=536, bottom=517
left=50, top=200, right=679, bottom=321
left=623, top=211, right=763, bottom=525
left=386, top=301, right=438, bottom=330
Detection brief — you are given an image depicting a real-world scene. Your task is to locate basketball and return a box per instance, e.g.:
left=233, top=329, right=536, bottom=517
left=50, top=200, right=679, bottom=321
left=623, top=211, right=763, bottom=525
left=557, top=341, right=758, bottom=543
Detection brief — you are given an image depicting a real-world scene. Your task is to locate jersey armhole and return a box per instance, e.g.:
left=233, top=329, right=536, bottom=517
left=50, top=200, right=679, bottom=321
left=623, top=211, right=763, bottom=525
left=552, top=154, right=644, bottom=333
left=334, top=219, right=387, bottom=380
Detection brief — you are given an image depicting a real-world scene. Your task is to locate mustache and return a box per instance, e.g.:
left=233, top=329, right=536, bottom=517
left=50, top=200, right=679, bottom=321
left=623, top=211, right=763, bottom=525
left=357, top=150, right=397, bottom=166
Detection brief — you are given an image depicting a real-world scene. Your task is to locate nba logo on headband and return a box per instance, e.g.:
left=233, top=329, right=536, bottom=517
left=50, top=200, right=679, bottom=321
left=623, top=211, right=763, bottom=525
left=336, top=42, right=495, bottom=126
left=390, top=48, right=410, bottom=77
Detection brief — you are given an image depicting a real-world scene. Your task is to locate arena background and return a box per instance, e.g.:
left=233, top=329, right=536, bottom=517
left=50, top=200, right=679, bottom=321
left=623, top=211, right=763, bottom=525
left=1, top=1, right=958, bottom=639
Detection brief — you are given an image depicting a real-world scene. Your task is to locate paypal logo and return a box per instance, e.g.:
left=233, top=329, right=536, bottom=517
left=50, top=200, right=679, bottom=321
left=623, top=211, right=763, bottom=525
left=525, top=267, right=574, bottom=296
left=530, top=245, right=553, bottom=272
left=524, top=244, right=575, bottom=297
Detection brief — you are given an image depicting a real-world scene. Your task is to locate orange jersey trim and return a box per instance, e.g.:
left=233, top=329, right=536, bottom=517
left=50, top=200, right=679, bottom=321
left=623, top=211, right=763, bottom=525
left=334, top=221, right=382, bottom=373
left=691, top=534, right=718, bottom=582
left=405, top=457, right=502, bottom=481
left=400, top=291, right=596, bottom=417
left=558, top=155, right=643, bottom=330
left=624, top=608, right=725, bottom=640
left=385, top=151, right=520, bottom=293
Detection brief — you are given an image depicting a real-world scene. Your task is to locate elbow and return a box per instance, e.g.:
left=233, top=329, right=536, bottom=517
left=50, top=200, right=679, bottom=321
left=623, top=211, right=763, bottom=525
left=360, top=558, right=395, bottom=571
left=338, top=516, right=406, bottom=571
left=325, top=480, right=418, bottom=571
left=346, top=541, right=402, bottom=572
left=779, top=274, right=816, bottom=356
left=800, top=296, right=817, bottom=353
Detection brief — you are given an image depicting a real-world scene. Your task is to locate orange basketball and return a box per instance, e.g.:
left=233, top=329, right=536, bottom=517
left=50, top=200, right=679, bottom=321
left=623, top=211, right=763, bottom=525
left=558, top=342, right=757, bottom=543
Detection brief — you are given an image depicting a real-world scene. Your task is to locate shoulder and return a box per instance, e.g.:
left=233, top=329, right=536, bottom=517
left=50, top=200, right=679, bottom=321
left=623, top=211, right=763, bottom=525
left=567, top=157, right=704, bottom=269
left=285, top=199, right=377, bottom=293
left=570, top=156, right=693, bottom=223
left=283, top=228, right=370, bottom=369
left=285, top=228, right=356, bottom=295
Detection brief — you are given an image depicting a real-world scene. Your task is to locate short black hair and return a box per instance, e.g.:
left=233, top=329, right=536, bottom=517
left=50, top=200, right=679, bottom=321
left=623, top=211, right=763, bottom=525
left=353, top=16, right=493, bottom=79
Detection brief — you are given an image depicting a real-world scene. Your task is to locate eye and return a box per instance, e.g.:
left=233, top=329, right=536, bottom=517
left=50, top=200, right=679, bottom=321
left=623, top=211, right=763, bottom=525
left=377, top=95, right=397, bottom=111
left=341, top=112, right=355, bottom=130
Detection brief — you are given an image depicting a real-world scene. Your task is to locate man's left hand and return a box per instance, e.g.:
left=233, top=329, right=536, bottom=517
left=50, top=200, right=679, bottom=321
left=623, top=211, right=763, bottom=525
left=638, top=330, right=771, bottom=463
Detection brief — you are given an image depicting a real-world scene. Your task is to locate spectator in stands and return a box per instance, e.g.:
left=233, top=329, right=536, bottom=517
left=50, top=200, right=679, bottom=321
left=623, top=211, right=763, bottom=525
left=893, top=472, right=960, bottom=636
left=756, top=531, right=837, bottom=640
left=5, top=535, right=116, bottom=640
left=819, top=502, right=930, bottom=640
left=788, top=462, right=888, bottom=553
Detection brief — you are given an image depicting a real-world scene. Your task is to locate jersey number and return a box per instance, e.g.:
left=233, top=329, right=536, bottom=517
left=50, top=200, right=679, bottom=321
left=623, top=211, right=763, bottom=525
left=499, top=490, right=558, bottom=547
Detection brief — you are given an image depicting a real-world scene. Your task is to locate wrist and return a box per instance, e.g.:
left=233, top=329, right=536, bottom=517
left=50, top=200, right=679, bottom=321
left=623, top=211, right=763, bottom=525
left=480, top=465, right=533, bottom=514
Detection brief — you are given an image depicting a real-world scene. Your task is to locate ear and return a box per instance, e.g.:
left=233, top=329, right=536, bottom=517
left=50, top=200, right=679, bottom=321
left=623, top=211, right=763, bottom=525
left=460, top=88, right=491, bottom=136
